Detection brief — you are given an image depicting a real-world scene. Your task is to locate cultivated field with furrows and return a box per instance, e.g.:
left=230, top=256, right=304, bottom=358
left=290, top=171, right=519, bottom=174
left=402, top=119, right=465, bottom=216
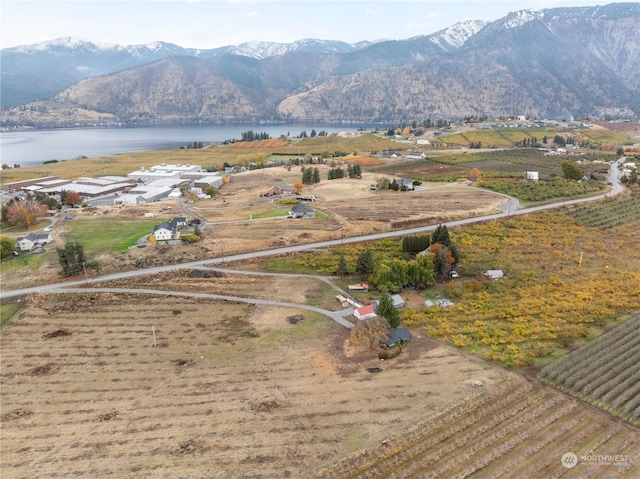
left=88, top=268, right=342, bottom=311
left=539, top=313, right=640, bottom=425
left=367, top=158, right=470, bottom=180
left=564, top=195, right=640, bottom=229
left=0, top=292, right=509, bottom=479
left=321, top=378, right=640, bottom=479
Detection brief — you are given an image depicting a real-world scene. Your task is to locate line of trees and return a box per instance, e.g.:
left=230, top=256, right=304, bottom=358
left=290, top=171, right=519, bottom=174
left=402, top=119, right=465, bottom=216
left=298, top=129, right=327, bottom=138
left=240, top=131, right=271, bottom=142
left=328, top=167, right=345, bottom=180
left=301, top=166, right=321, bottom=184
left=347, top=164, right=362, bottom=178
left=338, top=226, right=460, bottom=291
left=402, top=234, right=431, bottom=253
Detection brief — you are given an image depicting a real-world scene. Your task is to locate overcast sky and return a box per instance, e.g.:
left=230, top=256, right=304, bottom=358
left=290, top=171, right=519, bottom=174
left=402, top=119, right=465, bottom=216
left=1, top=0, right=619, bottom=50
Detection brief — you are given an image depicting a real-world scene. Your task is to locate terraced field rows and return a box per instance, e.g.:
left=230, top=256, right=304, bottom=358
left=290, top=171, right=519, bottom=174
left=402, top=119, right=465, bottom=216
left=540, top=314, right=640, bottom=424
left=322, top=380, right=639, bottom=478
left=565, top=196, right=640, bottom=229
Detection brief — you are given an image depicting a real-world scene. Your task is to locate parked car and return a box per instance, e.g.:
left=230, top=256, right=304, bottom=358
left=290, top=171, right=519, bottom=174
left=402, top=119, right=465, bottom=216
left=43, top=226, right=52, bottom=232
left=64, top=215, right=73, bottom=220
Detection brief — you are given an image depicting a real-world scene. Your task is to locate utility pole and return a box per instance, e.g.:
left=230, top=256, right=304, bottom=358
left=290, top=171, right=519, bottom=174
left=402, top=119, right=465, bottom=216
left=578, top=251, right=584, bottom=267
left=82, top=262, right=88, bottom=284
left=220, top=240, right=225, bottom=264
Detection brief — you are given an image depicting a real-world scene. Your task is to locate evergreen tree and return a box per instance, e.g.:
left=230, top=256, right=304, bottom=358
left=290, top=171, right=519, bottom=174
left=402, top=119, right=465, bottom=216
left=57, top=242, right=87, bottom=277
left=402, top=235, right=431, bottom=253
left=376, top=288, right=400, bottom=329
left=355, top=249, right=374, bottom=277
left=435, top=246, right=450, bottom=281
left=337, top=252, right=349, bottom=279
left=301, top=167, right=313, bottom=185
left=312, top=167, right=321, bottom=184
left=449, top=243, right=460, bottom=265
left=431, top=224, right=451, bottom=247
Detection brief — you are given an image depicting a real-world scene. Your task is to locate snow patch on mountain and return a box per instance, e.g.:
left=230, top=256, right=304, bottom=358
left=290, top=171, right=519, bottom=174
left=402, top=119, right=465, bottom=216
left=500, top=9, right=543, bottom=29
left=13, top=37, right=117, bottom=53
left=430, top=20, right=487, bottom=49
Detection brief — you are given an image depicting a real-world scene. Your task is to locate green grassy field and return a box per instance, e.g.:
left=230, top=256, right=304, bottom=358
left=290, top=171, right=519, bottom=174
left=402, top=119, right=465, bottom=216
left=0, top=250, right=52, bottom=276
left=247, top=209, right=290, bottom=219
left=63, top=218, right=170, bottom=255
left=0, top=303, right=22, bottom=327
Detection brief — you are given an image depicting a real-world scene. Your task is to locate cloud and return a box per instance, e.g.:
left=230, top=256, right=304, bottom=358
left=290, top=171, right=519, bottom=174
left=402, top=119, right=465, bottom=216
left=244, top=10, right=260, bottom=18
left=364, top=8, right=379, bottom=16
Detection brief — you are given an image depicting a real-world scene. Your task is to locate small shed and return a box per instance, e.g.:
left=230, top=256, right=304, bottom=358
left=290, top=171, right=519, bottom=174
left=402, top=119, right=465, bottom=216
left=383, top=327, right=412, bottom=348
left=335, top=295, right=349, bottom=307
left=348, top=283, right=369, bottom=292
left=484, top=270, right=504, bottom=279
left=391, top=294, right=405, bottom=308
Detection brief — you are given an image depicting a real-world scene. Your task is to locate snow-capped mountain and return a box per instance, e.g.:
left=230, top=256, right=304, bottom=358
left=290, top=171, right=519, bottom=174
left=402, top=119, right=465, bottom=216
left=1, top=3, right=638, bottom=124
left=499, top=9, right=543, bottom=30
left=206, top=39, right=378, bottom=60
left=429, top=20, right=488, bottom=50
left=0, top=37, right=377, bottom=106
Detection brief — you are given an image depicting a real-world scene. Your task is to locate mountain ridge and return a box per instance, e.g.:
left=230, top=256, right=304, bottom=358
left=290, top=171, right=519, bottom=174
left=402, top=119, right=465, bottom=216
left=2, top=3, right=638, bottom=126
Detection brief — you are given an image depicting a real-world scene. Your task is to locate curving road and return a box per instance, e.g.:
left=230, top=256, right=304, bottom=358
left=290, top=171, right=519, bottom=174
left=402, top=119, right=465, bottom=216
left=58, top=287, right=356, bottom=328
left=0, top=159, right=625, bottom=303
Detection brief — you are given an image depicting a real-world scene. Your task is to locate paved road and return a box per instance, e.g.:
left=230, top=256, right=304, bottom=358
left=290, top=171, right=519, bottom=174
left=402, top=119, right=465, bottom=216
left=0, top=159, right=624, bottom=302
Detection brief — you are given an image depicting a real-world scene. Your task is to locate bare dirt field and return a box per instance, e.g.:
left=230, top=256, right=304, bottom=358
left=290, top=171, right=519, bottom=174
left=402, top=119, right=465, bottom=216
left=184, top=165, right=505, bottom=253
left=88, top=268, right=343, bottom=312
left=1, top=291, right=510, bottom=479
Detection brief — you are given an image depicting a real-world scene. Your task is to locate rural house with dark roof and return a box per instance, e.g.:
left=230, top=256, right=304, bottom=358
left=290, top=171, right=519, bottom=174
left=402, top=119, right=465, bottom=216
left=288, top=203, right=315, bottom=218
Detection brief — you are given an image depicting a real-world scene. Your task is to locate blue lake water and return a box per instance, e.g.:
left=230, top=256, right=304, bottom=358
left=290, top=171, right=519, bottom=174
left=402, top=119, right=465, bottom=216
left=0, top=123, right=385, bottom=167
